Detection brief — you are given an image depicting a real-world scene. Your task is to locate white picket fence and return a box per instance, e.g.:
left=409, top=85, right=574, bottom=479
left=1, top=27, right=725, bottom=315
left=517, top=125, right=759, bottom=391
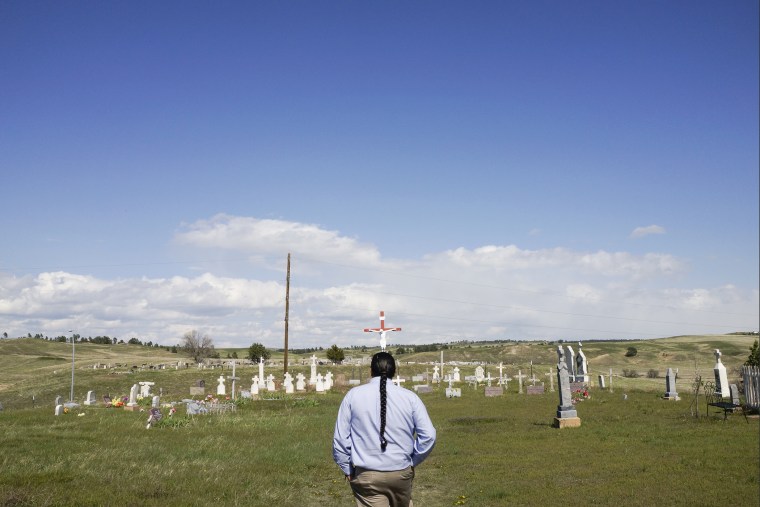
left=742, top=366, right=760, bottom=409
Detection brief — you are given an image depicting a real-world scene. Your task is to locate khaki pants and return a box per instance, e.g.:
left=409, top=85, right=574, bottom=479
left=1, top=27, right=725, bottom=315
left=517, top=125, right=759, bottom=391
left=349, top=465, right=415, bottom=507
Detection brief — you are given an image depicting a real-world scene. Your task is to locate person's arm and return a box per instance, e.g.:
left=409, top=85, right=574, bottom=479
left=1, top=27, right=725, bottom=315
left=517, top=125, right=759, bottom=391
left=332, top=394, right=353, bottom=476
left=411, top=397, right=436, bottom=467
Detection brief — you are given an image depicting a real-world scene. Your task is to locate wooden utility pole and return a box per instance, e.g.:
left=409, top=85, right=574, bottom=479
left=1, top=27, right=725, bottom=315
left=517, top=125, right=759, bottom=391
left=283, top=253, right=291, bottom=374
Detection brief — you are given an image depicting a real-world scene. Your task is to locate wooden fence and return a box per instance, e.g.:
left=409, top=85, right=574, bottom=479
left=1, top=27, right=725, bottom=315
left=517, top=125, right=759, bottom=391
left=742, top=365, right=760, bottom=409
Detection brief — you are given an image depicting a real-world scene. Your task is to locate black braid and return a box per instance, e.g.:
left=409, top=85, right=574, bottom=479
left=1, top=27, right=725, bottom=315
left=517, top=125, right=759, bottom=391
left=380, top=371, right=388, bottom=450
left=371, top=352, right=396, bottom=452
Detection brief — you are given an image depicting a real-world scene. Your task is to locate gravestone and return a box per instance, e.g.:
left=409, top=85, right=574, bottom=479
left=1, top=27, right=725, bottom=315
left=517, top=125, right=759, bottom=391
left=284, top=372, right=294, bottom=394
left=713, top=349, right=729, bottom=398
left=348, top=379, right=361, bottom=386
left=598, top=374, right=606, bottom=389
left=432, top=365, right=440, bottom=383
left=475, top=366, right=485, bottom=383
left=259, top=358, right=266, bottom=389
left=310, top=355, right=318, bottom=385
left=139, top=381, right=155, bottom=397
left=445, top=387, right=462, bottom=398
left=335, top=374, right=347, bottom=387
left=392, top=375, right=406, bottom=387
left=126, top=384, right=139, bottom=410
left=515, top=370, right=527, bottom=394
left=84, top=391, right=96, bottom=406
left=453, top=367, right=461, bottom=382
left=55, top=395, right=62, bottom=407
left=216, top=375, right=227, bottom=396
left=553, top=346, right=580, bottom=429
left=730, top=384, right=741, bottom=406
left=266, top=374, right=276, bottom=392
left=565, top=345, right=576, bottom=380
left=545, top=369, right=555, bottom=392
left=296, top=373, right=306, bottom=391
left=663, top=368, right=679, bottom=400
left=240, top=390, right=252, bottom=399
left=412, top=375, right=425, bottom=382
left=55, top=404, right=63, bottom=416
left=315, top=373, right=325, bottom=394
left=414, top=385, right=433, bottom=394
left=324, top=371, right=334, bottom=391
left=576, top=342, right=589, bottom=382
left=152, top=395, right=160, bottom=408
left=250, top=377, right=260, bottom=396
left=485, top=386, right=504, bottom=397
left=527, top=385, right=545, bottom=395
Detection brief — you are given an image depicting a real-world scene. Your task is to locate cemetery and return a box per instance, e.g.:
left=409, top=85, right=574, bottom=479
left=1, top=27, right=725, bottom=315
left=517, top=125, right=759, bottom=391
left=0, top=334, right=757, bottom=506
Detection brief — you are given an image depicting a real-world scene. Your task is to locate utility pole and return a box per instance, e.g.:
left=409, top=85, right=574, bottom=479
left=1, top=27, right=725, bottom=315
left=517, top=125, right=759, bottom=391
left=283, top=253, right=291, bottom=374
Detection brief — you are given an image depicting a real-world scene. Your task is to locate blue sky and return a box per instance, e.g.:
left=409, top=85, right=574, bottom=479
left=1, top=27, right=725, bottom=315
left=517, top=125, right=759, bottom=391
left=1, top=1, right=757, bottom=349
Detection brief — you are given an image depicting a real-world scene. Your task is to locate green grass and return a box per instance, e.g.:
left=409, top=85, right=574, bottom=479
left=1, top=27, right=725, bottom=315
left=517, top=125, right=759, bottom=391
left=0, top=336, right=758, bottom=506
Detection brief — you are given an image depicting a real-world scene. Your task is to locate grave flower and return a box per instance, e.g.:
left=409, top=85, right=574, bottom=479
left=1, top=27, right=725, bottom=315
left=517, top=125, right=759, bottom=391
left=572, top=388, right=590, bottom=404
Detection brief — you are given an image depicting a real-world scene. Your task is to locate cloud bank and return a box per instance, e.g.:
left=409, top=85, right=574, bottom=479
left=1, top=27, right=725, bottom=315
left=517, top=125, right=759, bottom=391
left=1, top=215, right=756, bottom=348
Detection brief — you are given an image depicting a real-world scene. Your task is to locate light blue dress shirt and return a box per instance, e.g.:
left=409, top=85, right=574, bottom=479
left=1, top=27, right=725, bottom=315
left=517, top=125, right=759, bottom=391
left=333, top=377, right=436, bottom=475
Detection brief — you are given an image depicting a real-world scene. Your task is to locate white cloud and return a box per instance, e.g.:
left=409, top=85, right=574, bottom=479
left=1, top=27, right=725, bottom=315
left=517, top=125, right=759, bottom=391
left=175, top=214, right=382, bottom=267
left=630, top=224, right=666, bottom=238
left=1, top=216, right=756, bottom=348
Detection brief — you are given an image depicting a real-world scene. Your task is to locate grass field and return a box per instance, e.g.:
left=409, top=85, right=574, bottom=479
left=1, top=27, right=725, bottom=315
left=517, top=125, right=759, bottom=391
left=0, top=336, right=758, bottom=506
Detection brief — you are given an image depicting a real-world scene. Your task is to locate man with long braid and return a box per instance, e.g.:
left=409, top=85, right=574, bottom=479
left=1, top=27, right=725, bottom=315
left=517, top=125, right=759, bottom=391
left=333, top=352, right=436, bottom=506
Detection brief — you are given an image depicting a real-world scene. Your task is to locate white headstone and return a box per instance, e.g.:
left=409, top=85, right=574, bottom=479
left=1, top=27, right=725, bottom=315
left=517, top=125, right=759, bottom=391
left=296, top=372, right=306, bottom=391
left=84, top=391, right=96, bottom=406
left=310, top=355, right=318, bottom=385
left=250, top=377, right=260, bottom=396
left=258, top=358, right=266, bottom=388
left=453, top=367, right=461, bottom=382
left=151, top=395, right=160, bottom=408
left=475, top=366, right=485, bottom=382
left=217, top=375, right=226, bottom=396
left=284, top=372, right=294, bottom=394
left=127, top=384, right=139, bottom=407
left=266, top=374, right=276, bottom=392
left=139, top=381, right=155, bottom=397
left=432, top=365, right=440, bottom=382
left=324, top=371, right=334, bottom=391
left=316, top=373, right=325, bottom=393
left=55, top=404, right=64, bottom=416
left=713, top=349, right=729, bottom=398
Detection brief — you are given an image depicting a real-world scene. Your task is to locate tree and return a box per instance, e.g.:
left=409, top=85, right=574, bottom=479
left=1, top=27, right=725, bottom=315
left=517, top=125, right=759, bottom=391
left=181, top=330, right=215, bottom=363
left=746, top=340, right=760, bottom=367
left=247, top=342, right=270, bottom=362
left=326, top=344, right=345, bottom=364
left=128, top=337, right=142, bottom=345
left=396, top=346, right=406, bottom=355
left=625, top=346, right=638, bottom=357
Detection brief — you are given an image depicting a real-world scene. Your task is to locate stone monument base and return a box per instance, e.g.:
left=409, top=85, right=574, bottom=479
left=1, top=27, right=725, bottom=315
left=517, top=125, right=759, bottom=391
left=123, top=405, right=140, bottom=412
left=663, top=394, right=680, bottom=401
left=553, top=417, right=581, bottom=429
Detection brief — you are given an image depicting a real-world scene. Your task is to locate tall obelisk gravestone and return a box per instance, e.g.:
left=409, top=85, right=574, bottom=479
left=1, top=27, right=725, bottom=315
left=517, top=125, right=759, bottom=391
left=553, top=346, right=581, bottom=428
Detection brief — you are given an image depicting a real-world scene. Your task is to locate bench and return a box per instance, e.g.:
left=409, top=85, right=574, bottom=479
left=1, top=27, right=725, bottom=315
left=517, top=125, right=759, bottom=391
left=704, top=382, right=748, bottom=422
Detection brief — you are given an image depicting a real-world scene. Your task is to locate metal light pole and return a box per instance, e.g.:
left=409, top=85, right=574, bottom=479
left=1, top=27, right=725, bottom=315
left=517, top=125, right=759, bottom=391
left=69, top=330, right=75, bottom=402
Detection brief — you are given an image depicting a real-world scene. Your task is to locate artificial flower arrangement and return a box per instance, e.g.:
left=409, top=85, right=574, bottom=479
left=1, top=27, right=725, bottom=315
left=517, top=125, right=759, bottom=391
left=572, top=388, right=590, bottom=404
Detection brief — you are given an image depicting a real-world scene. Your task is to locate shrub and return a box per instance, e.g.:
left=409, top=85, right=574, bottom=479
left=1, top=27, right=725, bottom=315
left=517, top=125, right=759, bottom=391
left=625, top=347, right=638, bottom=357
left=647, top=369, right=659, bottom=378
left=622, top=369, right=639, bottom=378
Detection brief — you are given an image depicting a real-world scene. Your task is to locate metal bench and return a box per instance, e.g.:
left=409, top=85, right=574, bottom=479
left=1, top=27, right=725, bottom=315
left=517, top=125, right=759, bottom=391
left=704, top=381, right=748, bottom=422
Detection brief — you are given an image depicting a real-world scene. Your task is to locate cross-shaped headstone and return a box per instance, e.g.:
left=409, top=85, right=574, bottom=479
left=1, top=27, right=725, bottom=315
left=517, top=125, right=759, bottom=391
left=227, top=361, right=240, bottom=400
left=515, top=370, right=528, bottom=394
left=393, top=375, right=405, bottom=387
left=545, top=369, right=555, bottom=392
left=486, top=372, right=492, bottom=387
left=363, top=310, right=402, bottom=351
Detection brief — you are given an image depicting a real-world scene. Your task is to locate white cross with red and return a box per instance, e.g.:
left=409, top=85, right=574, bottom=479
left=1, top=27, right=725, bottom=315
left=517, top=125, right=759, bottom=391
left=363, top=311, right=402, bottom=351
